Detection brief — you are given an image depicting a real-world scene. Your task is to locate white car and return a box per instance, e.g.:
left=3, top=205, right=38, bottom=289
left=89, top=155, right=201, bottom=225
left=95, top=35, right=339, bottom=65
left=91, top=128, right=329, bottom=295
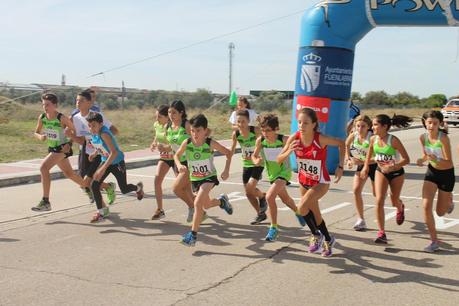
left=441, top=99, right=459, bottom=126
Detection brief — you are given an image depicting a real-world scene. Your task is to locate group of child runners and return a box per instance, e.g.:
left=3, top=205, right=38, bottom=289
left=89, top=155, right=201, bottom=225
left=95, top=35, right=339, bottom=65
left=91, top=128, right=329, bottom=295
left=32, top=92, right=456, bottom=256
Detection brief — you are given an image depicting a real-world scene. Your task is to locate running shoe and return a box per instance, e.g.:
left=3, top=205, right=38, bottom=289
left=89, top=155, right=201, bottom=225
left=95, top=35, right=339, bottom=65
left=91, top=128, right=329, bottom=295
left=31, top=200, right=51, bottom=212
left=396, top=203, right=405, bottom=225
left=259, top=196, right=268, bottom=214
left=136, top=182, right=144, bottom=200
left=187, top=207, right=195, bottom=223
left=90, top=212, right=104, bottom=223
left=374, top=231, right=388, bottom=244
left=321, top=236, right=336, bottom=257
left=308, top=233, right=325, bottom=253
left=447, top=200, right=455, bottom=215
left=180, top=231, right=197, bottom=247
left=218, top=194, right=233, bottom=215
left=102, top=207, right=110, bottom=218
left=106, top=182, right=116, bottom=205
left=353, top=219, right=367, bottom=231
left=250, top=212, right=267, bottom=225
left=265, top=226, right=279, bottom=242
left=424, top=240, right=440, bottom=253
left=295, top=213, right=307, bottom=227
left=84, top=188, right=94, bottom=203
left=152, top=209, right=165, bottom=220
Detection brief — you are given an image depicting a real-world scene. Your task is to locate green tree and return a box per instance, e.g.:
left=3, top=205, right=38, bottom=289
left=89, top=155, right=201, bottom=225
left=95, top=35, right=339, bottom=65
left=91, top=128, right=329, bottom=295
left=363, top=91, right=390, bottom=105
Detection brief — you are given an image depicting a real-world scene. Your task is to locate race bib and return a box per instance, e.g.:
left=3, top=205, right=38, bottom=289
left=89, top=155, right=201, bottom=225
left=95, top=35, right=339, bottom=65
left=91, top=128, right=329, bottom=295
left=375, top=153, right=394, bottom=166
left=350, top=145, right=368, bottom=161
left=263, top=147, right=281, bottom=162
left=44, top=128, right=58, bottom=140
left=92, top=142, right=110, bottom=158
left=297, top=159, right=322, bottom=182
left=189, top=159, right=213, bottom=178
left=241, top=146, right=255, bottom=160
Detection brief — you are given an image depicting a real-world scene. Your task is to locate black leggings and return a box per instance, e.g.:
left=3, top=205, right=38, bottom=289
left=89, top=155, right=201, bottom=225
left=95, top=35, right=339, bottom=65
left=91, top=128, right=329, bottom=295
left=91, top=160, right=137, bottom=209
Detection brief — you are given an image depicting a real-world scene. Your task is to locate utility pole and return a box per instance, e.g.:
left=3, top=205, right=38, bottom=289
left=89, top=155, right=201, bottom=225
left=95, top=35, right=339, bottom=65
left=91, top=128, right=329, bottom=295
left=228, top=42, right=235, bottom=96
left=121, top=80, right=126, bottom=109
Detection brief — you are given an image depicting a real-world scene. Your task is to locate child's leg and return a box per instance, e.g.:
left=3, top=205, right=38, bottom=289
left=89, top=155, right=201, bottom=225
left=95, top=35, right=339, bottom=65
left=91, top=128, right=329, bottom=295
left=436, top=190, right=453, bottom=217
left=191, top=183, right=217, bottom=233
left=245, top=178, right=264, bottom=214
left=297, top=184, right=329, bottom=225
left=389, top=175, right=404, bottom=211
left=111, top=162, right=137, bottom=194
left=277, top=185, right=296, bottom=212
left=374, top=171, right=389, bottom=232
left=91, top=166, right=112, bottom=210
left=57, top=158, right=85, bottom=187
left=266, top=179, right=286, bottom=225
left=154, top=161, right=172, bottom=211
left=173, top=171, right=195, bottom=209
left=40, top=153, right=66, bottom=198
left=353, top=173, right=367, bottom=220
left=422, top=181, right=437, bottom=241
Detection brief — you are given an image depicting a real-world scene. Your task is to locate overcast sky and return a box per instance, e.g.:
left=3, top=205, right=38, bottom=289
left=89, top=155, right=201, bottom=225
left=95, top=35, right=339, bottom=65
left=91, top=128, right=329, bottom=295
left=2, top=0, right=459, bottom=98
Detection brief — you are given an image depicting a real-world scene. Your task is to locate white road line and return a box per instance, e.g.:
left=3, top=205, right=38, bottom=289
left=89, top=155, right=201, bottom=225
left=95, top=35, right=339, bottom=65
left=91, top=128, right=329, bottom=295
left=321, top=202, right=352, bottom=214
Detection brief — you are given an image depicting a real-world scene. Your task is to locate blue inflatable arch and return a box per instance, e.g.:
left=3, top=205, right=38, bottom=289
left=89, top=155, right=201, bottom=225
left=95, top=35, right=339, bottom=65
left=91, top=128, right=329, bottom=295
left=291, top=0, right=459, bottom=172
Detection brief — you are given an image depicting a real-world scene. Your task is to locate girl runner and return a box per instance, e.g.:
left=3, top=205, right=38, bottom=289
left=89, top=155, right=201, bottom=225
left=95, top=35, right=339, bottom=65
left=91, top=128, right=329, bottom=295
left=252, top=113, right=304, bottom=242
left=176, top=114, right=233, bottom=246
left=361, top=114, right=412, bottom=244
left=278, top=107, right=345, bottom=257
left=230, top=110, right=267, bottom=225
left=150, top=104, right=175, bottom=220
left=87, top=112, right=144, bottom=222
left=164, top=100, right=195, bottom=222
left=416, top=110, right=455, bottom=252
left=32, top=92, right=86, bottom=211
left=345, top=115, right=376, bottom=231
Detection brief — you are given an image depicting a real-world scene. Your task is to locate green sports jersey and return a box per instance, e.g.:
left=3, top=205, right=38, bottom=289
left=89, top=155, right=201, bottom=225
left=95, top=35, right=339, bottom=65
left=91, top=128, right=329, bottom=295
left=166, top=121, right=189, bottom=162
left=261, top=134, right=291, bottom=182
left=154, top=121, right=173, bottom=160
left=41, top=113, right=68, bottom=148
left=236, top=126, right=258, bottom=168
left=349, top=131, right=372, bottom=161
left=186, top=138, right=217, bottom=181
left=373, top=135, right=398, bottom=165
left=424, top=132, right=444, bottom=166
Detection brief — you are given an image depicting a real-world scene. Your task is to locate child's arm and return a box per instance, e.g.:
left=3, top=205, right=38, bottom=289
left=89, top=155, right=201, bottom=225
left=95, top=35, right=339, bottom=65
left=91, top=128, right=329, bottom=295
left=150, top=134, right=158, bottom=152
left=93, top=132, right=119, bottom=181
left=34, top=115, right=45, bottom=141
left=173, top=140, right=188, bottom=174
left=211, top=139, right=232, bottom=181
left=416, top=135, right=428, bottom=166
left=319, top=135, right=345, bottom=183
left=432, top=134, right=453, bottom=168
left=277, top=134, right=297, bottom=165
left=230, top=131, right=238, bottom=156
left=360, top=136, right=375, bottom=179
left=390, top=136, right=410, bottom=170
left=344, top=133, right=354, bottom=168
left=251, top=137, right=263, bottom=166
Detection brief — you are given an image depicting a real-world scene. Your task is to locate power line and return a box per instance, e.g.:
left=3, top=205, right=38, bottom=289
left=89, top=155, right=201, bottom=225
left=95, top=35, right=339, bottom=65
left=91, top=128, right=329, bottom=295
left=87, top=8, right=308, bottom=78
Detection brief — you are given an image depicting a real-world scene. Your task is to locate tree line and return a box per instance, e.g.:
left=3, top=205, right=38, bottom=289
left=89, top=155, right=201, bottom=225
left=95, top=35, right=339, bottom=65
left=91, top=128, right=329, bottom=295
left=0, top=87, right=452, bottom=110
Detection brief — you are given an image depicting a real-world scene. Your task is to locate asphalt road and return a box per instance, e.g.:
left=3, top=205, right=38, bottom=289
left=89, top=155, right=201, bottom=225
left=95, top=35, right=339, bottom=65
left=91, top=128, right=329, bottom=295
left=1, top=127, right=459, bottom=305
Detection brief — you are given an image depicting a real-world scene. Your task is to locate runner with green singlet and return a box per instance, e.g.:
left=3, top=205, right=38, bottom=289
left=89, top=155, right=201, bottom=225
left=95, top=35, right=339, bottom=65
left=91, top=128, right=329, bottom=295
left=252, top=113, right=304, bottom=242
left=361, top=114, right=412, bottom=244
left=416, top=110, right=455, bottom=253
left=32, top=92, right=86, bottom=212
left=230, top=110, right=267, bottom=225
left=345, top=115, right=377, bottom=232
left=162, top=100, right=195, bottom=222
left=175, top=114, right=233, bottom=247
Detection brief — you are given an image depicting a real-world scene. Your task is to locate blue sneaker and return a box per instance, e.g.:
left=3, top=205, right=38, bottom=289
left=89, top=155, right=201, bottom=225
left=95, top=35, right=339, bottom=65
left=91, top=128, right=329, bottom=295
left=265, top=226, right=279, bottom=242
left=218, top=194, right=233, bottom=215
left=295, top=213, right=307, bottom=227
left=180, top=231, right=197, bottom=247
